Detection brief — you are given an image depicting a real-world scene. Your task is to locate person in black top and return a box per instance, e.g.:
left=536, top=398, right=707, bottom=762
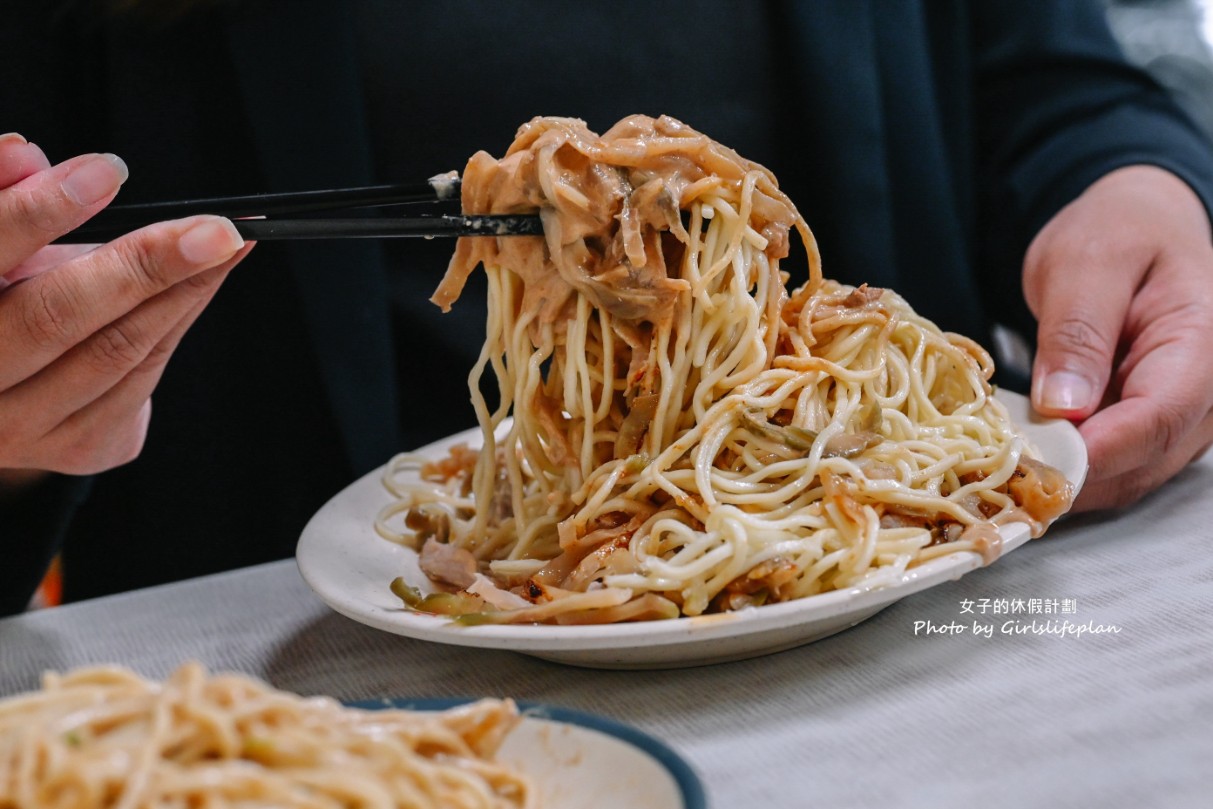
left=2, top=0, right=1213, bottom=614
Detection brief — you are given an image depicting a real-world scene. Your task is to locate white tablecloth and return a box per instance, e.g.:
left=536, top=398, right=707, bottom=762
left=3, top=455, right=1211, bottom=808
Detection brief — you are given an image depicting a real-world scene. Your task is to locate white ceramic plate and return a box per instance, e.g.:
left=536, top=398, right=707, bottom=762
left=348, top=698, right=705, bottom=809
left=297, top=390, right=1086, bottom=669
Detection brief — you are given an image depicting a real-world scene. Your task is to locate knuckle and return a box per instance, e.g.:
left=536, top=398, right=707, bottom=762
left=87, top=322, right=148, bottom=371
left=1149, top=399, right=1194, bottom=460
left=1025, top=225, right=1091, bottom=274
left=179, top=266, right=224, bottom=297
left=2, top=185, right=59, bottom=235
left=1169, top=299, right=1213, bottom=335
left=140, top=336, right=175, bottom=369
left=1039, top=315, right=1114, bottom=365
left=21, top=277, right=78, bottom=349
left=107, top=232, right=173, bottom=294
left=199, top=264, right=230, bottom=287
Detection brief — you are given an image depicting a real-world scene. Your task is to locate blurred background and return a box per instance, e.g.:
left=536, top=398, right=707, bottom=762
left=989, top=0, right=1213, bottom=381
left=1106, top=0, right=1213, bottom=140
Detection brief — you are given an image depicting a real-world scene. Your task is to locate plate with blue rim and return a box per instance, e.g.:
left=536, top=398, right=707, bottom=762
left=348, top=697, right=707, bottom=809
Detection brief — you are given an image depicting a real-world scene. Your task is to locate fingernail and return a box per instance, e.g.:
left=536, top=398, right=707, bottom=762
left=0, top=133, right=29, bottom=147
left=1039, top=371, right=1093, bottom=411
left=178, top=218, right=244, bottom=265
left=62, top=153, right=128, bottom=205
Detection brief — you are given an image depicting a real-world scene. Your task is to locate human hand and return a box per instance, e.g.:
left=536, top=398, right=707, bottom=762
left=0, top=133, right=253, bottom=491
left=1024, top=164, right=1213, bottom=512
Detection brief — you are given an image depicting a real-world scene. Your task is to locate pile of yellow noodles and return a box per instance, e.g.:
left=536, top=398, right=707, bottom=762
left=376, top=115, right=1072, bottom=624
left=0, top=663, right=531, bottom=808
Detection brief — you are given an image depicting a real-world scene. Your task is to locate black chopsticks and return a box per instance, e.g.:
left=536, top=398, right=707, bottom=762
left=54, top=174, right=545, bottom=243
left=82, top=180, right=462, bottom=225
left=223, top=214, right=543, bottom=241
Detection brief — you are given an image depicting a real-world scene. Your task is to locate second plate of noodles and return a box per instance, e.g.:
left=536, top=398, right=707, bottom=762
left=0, top=662, right=704, bottom=807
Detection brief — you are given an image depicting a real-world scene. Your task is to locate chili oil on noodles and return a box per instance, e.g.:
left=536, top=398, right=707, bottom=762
left=375, top=115, right=1074, bottom=625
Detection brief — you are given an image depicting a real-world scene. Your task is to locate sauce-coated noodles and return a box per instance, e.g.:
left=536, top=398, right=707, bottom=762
left=0, top=664, right=531, bottom=808
left=376, top=115, right=1073, bottom=624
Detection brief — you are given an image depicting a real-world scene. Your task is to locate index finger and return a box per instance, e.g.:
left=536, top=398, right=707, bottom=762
left=0, top=152, right=128, bottom=270
left=0, top=215, right=245, bottom=391
left=1078, top=294, right=1213, bottom=482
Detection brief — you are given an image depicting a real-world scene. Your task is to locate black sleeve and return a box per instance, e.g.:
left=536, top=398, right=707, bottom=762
left=0, top=475, right=92, bottom=616
left=971, top=0, right=1213, bottom=324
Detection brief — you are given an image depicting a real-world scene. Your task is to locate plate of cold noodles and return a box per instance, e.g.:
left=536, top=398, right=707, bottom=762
left=0, top=663, right=705, bottom=808
left=296, top=115, right=1086, bottom=669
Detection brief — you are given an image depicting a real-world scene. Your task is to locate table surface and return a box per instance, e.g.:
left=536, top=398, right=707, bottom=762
left=3, top=454, right=1211, bottom=809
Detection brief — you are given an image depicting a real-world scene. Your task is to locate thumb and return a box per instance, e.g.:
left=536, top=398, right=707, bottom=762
left=1031, top=307, right=1119, bottom=419
left=1025, top=166, right=1203, bottom=421
left=1024, top=245, right=1137, bottom=421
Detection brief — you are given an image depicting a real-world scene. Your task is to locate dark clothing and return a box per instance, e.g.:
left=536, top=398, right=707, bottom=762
left=3, top=0, right=1212, bottom=614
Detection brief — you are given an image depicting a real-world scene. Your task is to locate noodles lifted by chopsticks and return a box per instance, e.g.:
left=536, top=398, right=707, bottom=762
left=0, top=663, right=531, bottom=808
left=375, top=114, right=1074, bottom=624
